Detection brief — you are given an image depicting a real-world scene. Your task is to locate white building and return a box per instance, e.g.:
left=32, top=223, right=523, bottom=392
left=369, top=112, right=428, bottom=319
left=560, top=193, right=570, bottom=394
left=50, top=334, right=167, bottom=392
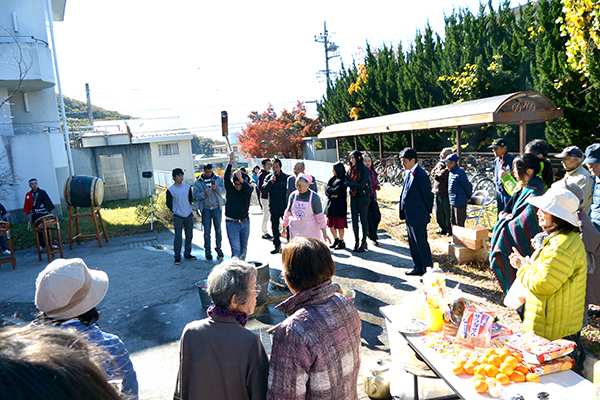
left=80, top=117, right=195, bottom=187
left=0, top=0, right=70, bottom=218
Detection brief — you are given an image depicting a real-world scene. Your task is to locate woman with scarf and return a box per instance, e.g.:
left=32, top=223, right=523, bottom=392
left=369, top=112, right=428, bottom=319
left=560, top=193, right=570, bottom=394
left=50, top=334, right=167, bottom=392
left=489, top=153, right=553, bottom=293
left=174, top=260, right=269, bottom=400
left=363, top=154, right=381, bottom=246
left=268, top=237, right=361, bottom=400
left=345, top=150, right=372, bottom=252
left=509, top=187, right=587, bottom=373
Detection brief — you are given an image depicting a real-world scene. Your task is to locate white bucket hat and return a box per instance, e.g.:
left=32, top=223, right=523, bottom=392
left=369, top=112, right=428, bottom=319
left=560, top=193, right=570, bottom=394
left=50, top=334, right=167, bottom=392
left=35, top=258, right=109, bottom=320
left=527, top=187, right=580, bottom=228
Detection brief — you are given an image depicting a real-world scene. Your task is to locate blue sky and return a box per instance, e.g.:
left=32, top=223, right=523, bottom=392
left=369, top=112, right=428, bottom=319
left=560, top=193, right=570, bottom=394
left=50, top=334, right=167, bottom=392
left=53, top=0, right=529, bottom=140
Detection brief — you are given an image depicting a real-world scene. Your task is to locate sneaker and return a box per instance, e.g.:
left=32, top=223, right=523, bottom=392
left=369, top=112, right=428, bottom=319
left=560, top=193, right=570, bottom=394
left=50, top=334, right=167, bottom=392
left=270, top=246, right=281, bottom=254
left=205, top=253, right=213, bottom=261
left=216, top=248, right=224, bottom=259
left=262, top=233, right=273, bottom=239
left=174, top=259, right=181, bottom=265
left=184, top=255, right=197, bottom=261
left=2, top=250, right=10, bottom=255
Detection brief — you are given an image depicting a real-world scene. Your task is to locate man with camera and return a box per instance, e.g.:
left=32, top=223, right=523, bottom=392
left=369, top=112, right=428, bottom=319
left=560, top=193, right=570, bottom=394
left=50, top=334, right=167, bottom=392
left=193, top=163, right=225, bottom=260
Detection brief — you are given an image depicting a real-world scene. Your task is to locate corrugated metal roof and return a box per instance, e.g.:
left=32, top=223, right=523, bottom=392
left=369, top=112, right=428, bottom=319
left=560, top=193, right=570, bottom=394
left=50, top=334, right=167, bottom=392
left=318, top=91, right=562, bottom=139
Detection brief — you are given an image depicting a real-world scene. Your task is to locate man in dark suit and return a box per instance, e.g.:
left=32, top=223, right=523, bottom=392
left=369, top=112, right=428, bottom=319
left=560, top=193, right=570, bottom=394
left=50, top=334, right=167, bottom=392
left=399, top=148, right=434, bottom=276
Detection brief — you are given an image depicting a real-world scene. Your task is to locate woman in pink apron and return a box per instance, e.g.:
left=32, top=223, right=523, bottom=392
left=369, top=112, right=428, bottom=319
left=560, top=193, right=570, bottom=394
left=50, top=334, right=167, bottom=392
left=283, top=174, right=330, bottom=243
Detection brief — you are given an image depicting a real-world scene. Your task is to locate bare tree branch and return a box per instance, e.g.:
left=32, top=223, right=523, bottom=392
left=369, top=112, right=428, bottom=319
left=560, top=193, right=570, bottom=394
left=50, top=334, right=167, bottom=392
left=0, top=25, right=34, bottom=110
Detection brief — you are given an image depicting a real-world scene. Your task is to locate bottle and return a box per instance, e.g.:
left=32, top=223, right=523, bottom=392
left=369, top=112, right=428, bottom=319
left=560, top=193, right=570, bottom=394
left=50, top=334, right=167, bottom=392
left=423, top=263, right=446, bottom=332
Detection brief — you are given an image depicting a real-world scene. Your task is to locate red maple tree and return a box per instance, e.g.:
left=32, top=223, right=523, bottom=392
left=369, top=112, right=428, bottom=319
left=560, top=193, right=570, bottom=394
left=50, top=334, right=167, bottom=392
left=237, top=101, right=321, bottom=158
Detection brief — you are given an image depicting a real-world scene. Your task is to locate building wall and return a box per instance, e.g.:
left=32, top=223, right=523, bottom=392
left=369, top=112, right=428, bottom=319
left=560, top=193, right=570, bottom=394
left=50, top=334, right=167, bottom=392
left=149, top=139, right=195, bottom=185
left=0, top=0, right=68, bottom=222
left=71, top=143, right=154, bottom=201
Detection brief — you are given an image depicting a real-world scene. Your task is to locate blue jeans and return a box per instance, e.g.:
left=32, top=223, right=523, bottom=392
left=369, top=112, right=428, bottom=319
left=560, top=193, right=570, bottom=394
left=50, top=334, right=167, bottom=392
left=226, top=219, right=250, bottom=260
left=202, top=208, right=222, bottom=254
left=173, top=214, right=193, bottom=260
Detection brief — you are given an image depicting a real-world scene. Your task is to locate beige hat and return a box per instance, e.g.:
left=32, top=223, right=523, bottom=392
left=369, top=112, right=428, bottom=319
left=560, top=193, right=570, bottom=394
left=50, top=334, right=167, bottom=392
left=527, top=187, right=580, bottom=228
left=35, top=258, right=109, bottom=320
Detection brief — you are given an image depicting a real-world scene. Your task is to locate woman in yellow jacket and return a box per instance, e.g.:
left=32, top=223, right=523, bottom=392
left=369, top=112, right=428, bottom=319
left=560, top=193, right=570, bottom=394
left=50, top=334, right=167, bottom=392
left=509, top=187, right=587, bottom=373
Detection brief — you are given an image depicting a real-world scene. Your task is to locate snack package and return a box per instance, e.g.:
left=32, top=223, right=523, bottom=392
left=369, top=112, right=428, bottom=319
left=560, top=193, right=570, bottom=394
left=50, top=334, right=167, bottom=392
left=523, top=355, right=574, bottom=375
left=491, top=323, right=514, bottom=338
left=505, top=332, right=576, bottom=364
left=455, top=306, right=495, bottom=349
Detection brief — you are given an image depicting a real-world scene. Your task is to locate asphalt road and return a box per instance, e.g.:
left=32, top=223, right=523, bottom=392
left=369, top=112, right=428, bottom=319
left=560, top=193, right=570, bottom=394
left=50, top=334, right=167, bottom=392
left=0, top=204, right=428, bottom=399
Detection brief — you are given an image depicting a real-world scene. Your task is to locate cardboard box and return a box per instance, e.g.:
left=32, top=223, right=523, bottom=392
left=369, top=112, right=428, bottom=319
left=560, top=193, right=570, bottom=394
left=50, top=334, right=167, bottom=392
left=452, top=224, right=489, bottom=250
left=447, top=242, right=488, bottom=264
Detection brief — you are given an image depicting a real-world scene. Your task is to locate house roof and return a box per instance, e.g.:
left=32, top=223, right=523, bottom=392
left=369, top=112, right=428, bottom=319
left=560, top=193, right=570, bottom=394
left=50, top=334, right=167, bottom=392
left=318, top=91, right=562, bottom=139
left=51, top=0, right=67, bottom=21
left=90, top=117, right=193, bottom=143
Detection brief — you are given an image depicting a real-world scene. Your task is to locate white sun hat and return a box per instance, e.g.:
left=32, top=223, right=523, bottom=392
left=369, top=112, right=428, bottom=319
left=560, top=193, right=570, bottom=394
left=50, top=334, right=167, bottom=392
left=35, top=258, right=109, bottom=320
left=527, top=187, right=580, bottom=228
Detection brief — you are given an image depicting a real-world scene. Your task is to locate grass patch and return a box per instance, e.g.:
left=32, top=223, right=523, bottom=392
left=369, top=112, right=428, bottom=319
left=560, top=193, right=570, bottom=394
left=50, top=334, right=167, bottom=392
left=9, top=191, right=177, bottom=251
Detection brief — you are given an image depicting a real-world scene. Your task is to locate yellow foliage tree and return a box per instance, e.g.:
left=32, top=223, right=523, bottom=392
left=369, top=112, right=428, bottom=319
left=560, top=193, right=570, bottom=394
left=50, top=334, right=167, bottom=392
left=557, top=0, right=600, bottom=77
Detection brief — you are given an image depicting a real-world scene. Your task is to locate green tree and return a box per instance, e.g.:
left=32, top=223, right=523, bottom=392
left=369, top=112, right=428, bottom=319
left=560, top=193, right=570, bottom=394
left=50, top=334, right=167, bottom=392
left=190, top=136, right=223, bottom=156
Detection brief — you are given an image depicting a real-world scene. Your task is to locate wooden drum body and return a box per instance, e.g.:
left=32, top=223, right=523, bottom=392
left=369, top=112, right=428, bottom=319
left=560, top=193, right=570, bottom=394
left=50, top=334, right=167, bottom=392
left=64, top=175, right=105, bottom=208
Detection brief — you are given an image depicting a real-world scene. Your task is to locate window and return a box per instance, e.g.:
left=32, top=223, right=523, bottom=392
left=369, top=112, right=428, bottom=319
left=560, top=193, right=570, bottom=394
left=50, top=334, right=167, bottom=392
left=158, top=143, right=179, bottom=157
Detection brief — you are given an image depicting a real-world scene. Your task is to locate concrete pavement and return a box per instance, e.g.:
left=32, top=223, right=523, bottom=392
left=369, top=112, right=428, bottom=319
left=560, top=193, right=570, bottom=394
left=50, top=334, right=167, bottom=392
left=0, top=204, right=428, bottom=399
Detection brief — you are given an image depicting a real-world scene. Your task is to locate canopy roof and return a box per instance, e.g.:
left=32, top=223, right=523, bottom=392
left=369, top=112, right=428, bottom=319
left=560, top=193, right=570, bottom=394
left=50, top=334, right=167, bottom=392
left=318, top=91, right=562, bottom=139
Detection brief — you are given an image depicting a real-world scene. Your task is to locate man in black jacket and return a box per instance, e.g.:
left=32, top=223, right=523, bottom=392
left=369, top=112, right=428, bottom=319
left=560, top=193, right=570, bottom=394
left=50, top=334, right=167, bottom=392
left=261, top=158, right=289, bottom=254
left=224, top=152, right=253, bottom=260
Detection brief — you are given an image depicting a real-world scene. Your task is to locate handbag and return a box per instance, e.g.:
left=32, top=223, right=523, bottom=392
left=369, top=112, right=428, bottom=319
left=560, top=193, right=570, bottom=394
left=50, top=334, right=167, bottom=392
left=504, top=279, right=528, bottom=309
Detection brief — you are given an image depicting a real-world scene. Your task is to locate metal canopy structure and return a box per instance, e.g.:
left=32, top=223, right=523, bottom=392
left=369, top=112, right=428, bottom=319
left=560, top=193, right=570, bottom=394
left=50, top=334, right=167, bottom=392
left=317, top=91, right=563, bottom=159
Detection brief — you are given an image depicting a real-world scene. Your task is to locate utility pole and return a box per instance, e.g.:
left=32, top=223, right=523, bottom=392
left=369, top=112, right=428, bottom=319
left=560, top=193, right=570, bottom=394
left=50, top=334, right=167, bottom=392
left=85, top=83, right=94, bottom=126
left=314, top=22, right=339, bottom=86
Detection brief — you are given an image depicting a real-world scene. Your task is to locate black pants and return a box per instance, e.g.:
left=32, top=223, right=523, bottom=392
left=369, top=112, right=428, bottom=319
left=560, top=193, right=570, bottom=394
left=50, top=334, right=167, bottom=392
left=451, top=205, right=467, bottom=227
left=350, top=195, right=369, bottom=244
left=407, top=221, right=433, bottom=272
left=564, top=331, right=586, bottom=374
left=435, top=194, right=451, bottom=234
left=33, top=213, right=50, bottom=247
left=367, top=199, right=381, bottom=241
left=271, top=211, right=284, bottom=248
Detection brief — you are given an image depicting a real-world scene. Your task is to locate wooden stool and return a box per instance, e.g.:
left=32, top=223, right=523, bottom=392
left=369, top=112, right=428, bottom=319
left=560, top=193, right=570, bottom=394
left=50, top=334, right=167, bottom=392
left=34, top=215, right=64, bottom=262
left=0, top=222, right=16, bottom=269
left=68, top=205, right=109, bottom=250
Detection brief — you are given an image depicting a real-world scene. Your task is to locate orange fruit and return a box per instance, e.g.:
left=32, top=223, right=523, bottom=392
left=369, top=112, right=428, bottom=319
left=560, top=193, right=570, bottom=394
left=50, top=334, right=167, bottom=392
left=484, top=348, right=498, bottom=357
left=476, top=355, right=487, bottom=365
left=498, top=348, right=512, bottom=360
left=512, top=352, right=523, bottom=363
left=496, top=372, right=510, bottom=385
left=463, top=362, right=476, bottom=375
left=485, top=364, right=499, bottom=377
left=499, top=362, right=514, bottom=376
left=488, top=355, right=502, bottom=368
left=473, top=378, right=488, bottom=394
left=504, top=355, right=519, bottom=369
left=455, top=359, right=467, bottom=368
left=526, top=373, right=540, bottom=383
left=510, top=371, right=526, bottom=383
left=452, top=364, right=464, bottom=375
left=515, top=365, right=529, bottom=375
left=473, top=365, right=487, bottom=377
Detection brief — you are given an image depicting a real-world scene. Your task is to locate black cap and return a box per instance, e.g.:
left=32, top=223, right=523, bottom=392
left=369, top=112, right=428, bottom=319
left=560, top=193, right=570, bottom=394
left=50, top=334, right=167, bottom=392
left=584, top=144, right=600, bottom=164
left=555, top=146, right=584, bottom=159
left=488, top=138, right=507, bottom=149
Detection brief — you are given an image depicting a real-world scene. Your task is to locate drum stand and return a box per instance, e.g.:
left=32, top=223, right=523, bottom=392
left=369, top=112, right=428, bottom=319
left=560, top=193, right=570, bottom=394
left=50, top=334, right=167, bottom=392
left=34, top=215, right=64, bottom=262
left=68, top=205, right=109, bottom=249
left=140, top=177, right=166, bottom=231
left=0, top=222, right=16, bottom=269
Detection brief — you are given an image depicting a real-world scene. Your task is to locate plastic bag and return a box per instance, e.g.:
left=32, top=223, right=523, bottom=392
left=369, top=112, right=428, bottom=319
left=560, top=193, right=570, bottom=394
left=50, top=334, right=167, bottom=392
left=455, top=306, right=495, bottom=349
left=504, top=279, right=528, bottom=309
